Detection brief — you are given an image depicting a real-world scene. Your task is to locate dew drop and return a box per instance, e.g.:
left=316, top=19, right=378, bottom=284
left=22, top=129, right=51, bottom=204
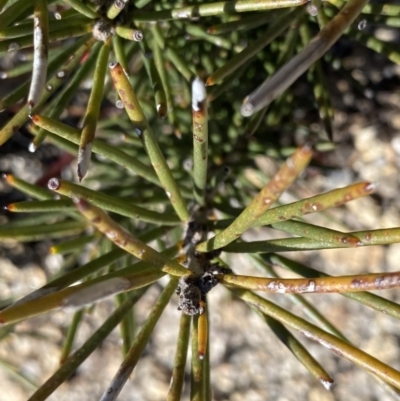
left=106, top=231, right=117, bottom=240
left=176, top=11, right=190, bottom=18
left=133, top=30, right=143, bottom=42
left=57, top=70, right=66, bottom=78
left=240, top=102, right=254, bottom=117
left=358, top=19, right=367, bottom=30
left=46, top=85, right=53, bottom=91
left=307, top=4, right=318, bottom=16
left=166, top=191, right=171, bottom=198
left=28, top=142, right=36, bottom=153
left=54, top=12, right=62, bottom=20
left=48, top=177, right=60, bottom=190
left=183, top=159, right=193, bottom=171
left=312, top=204, right=318, bottom=211
left=116, top=100, right=124, bottom=109
left=8, top=43, right=20, bottom=52
left=307, top=281, right=316, bottom=292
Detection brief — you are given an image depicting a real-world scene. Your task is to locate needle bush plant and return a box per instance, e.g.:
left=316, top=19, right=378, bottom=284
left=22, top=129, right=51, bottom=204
left=1, top=0, right=400, bottom=400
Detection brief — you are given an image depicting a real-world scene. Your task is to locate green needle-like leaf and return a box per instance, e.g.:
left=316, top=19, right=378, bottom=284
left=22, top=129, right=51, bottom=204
left=197, top=145, right=312, bottom=251
left=190, top=314, right=204, bottom=401
left=74, top=198, right=189, bottom=276
left=250, top=306, right=334, bottom=389
left=167, top=313, right=191, bottom=401
left=0, top=221, right=87, bottom=242
left=26, top=288, right=147, bottom=401
left=232, top=288, right=400, bottom=389
left=264, top=253, right=400, bottom=320
left=0, top=37, right=94, bottom=146
left=47, top=178, right=181, bottom=225
left=99, top=278, right=178, bottom=401
left=78, top=39, right=111, bottom=180
left=30, top=114, right=160, bottom=186
left=59, top=309, right=84, bottom=365
left=240, top=0, right=370, bottom=116
left=109, top=61, right=190, bottom=221
left=133, top=0, right=309, bottom=21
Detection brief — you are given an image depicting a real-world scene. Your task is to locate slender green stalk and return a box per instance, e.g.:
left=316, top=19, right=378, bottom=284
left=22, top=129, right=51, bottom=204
left=26, top=288, right=147, bottom=401
left=0, top=24, right=93, bottom=53
left=251, top=306, right=334, bottom=389
left=0, top=34, right=91, bottom=110
left=197, top=303, right=208, bottom=359
left=167, top=313, right=191, bottom=400
left=232, top=288, right=400, bottom=389
left=28, top=0, right=49, bottom=110
left=0, top=0, right=10, bottom=11
left=0, top=38, right=94, bottom=146
left=133, top=0, right=309, bottom=21
left=0, top=16, right=90, bottom=40
left=115, top=292, right=135, bottom=355
left=223, top=227, right=400, bottom=252
left=152, top=25, right=176, bottom=126
left=251, top=255, right=348, bottom=341
left=351, top=30, right=400, bottom=65
left=50, top=235, right=96, bottom=254
left=78, top=39, right=111, bottom=180
left=59, top=309, right=84, bottom=365
left=255, top=181, right=376, bottom=227
left=30, top=115, right=160, bottom=186
left=99, top=278, right=178, bottom=401
left=311, top=0, right=329, bottom=28
left=206, top=8, right=300, bottom=86
left=300, top=22, right=334, bottom=139
left=197, top=145, right=313, bottom=252
left=190, top=315, right=204, bottom=401
left=107, top=0, right=128, bottom=19
left=109, top=62, right=190, bottom=221
left=6, top=199, right=75, bottom=212
left=185, top=24, right=232, bottom=50
left=112, top=35, right=130, bottom=72
left=240, top=0, right=370, bottom=116
left=115, top=25, right=143, bottom=41
left=0, top=357, right=38, bottom=390
left=328, top=0, right=400, bottom=17
left=74, top=198, right=189, bottom=276
left=0, top=263, right=165, bottom=324
left=33, top=41, right=101, bottom=148
left=218, top=271, right=400, bottom=293
left=62, top=0, right=98, bottom=19
left=207, top=11, right=278, bottom=34
left=0, top=0, right=34, bottom=29
left=264, top=253, right=400, bottom=320
left=0, top=221, right=87, bottom=242
left=47, top=178, right=181, bottom=225
left=3, top=174, right=54, bottom=200
left=204, top=305, right=211, bottom=401
left=138, top=39, right=168, bottom=117
left=208, top=60, right=251, bottom=102
left=271, top=220, right=361, bottom=246
left=164, top=46, right=195, bottom=82
left=54, top=8, right=80, bottom=19
left=14, top=228, right=172, bottom=306
left=192, top=77, right=208, bottom=205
